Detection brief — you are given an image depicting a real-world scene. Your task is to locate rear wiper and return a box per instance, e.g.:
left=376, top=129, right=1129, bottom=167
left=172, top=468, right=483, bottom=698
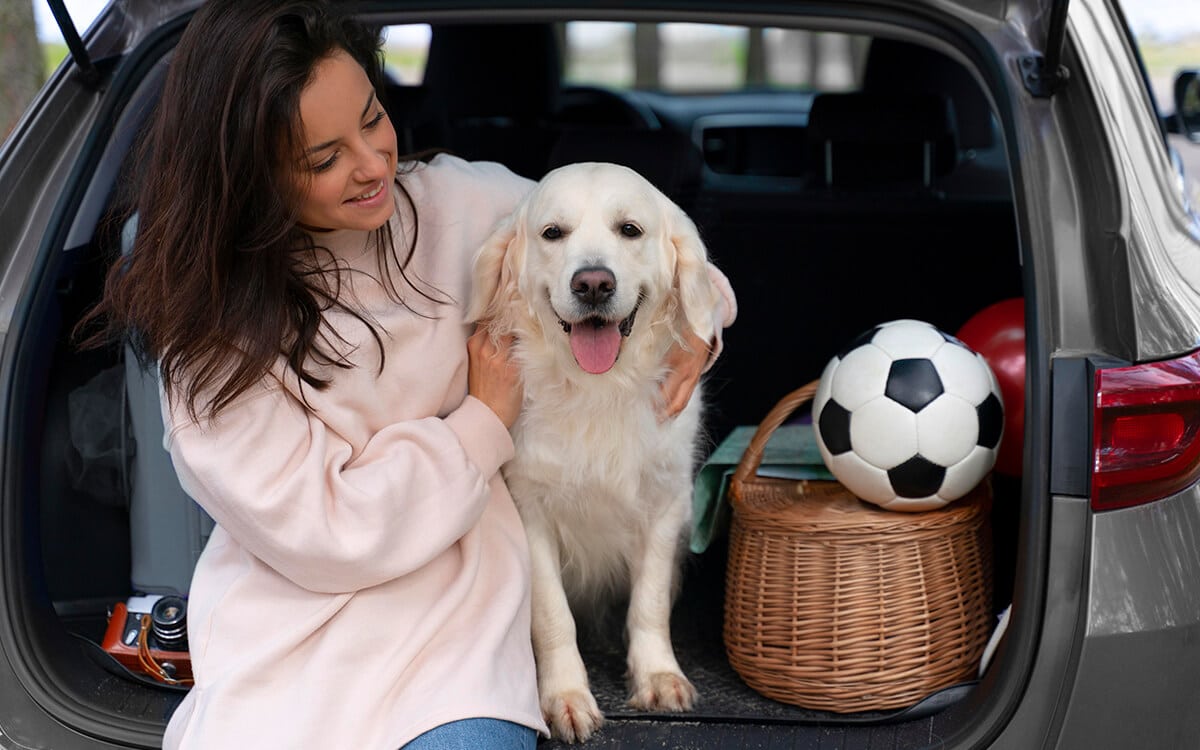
left=46, top=0, right=101, bottom=88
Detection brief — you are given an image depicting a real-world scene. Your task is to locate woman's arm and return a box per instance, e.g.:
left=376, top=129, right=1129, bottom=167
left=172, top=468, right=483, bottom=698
left=165, top=380, right=514, bottom=594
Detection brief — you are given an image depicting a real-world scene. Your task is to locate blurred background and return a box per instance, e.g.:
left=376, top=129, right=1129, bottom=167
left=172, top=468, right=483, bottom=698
left=4, top=0, right=1199, bottom=205
left=19, top=0, right=1198, bottom=100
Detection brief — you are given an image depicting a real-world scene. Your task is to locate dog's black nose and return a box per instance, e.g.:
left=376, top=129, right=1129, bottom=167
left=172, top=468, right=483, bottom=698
left=571, top=267, right=616, bottom=306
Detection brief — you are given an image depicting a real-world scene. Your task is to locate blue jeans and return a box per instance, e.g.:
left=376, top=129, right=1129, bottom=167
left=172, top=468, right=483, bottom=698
left=401, top=718, right=537, bottom=750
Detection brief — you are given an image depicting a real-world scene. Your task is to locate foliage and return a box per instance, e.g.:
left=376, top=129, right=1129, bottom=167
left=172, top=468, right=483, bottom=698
left=42, top=42, right=67, bottom=82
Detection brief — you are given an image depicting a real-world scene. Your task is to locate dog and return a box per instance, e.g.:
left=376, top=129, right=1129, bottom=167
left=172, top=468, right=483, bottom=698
left=467, top=162, right=724, bottom=743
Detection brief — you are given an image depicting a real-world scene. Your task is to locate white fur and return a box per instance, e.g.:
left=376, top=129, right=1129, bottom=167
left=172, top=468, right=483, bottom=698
left=468, top=163, right=720, bottom=743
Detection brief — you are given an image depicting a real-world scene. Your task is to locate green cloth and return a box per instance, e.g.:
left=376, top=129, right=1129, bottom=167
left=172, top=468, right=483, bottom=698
left=690, top=423, right=833, bottom=553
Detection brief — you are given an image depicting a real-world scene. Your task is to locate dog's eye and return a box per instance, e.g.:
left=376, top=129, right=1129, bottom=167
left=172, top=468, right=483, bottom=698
left=541, top=225, right=563, bottom=241
left=620, top=223, right=643, bottom=238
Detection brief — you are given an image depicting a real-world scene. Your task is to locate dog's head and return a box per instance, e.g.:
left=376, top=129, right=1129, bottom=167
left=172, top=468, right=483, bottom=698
left=467, top=162, right=718, bottom=376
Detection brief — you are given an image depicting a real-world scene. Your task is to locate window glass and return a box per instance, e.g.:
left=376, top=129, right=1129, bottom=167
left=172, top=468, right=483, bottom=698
left=564, top=21, right=636, bottom=88
left=659, top=23, right=744, bottom=90
left=384, top=21, right=871, bottom=94
left=1120, top=3, right=1200, bottom=209
left=382, top=24, right=431, bottom=84
left=761, top=28, right=866, bottom=91
left=563, top=21, right=867, bottom=93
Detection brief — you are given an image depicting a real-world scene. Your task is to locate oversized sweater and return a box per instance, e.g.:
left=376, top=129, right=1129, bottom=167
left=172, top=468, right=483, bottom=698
left=161, top=155, right=541, bottom=749
left=160, top=154, right=736, bottom=750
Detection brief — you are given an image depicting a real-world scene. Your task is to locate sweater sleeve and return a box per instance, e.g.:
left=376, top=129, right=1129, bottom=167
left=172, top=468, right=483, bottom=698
left=163, top=379, right=514, bottom=595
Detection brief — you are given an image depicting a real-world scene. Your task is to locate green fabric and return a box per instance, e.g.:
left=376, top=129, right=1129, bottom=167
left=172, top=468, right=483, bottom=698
left=690, top=423, right=833, bottom=553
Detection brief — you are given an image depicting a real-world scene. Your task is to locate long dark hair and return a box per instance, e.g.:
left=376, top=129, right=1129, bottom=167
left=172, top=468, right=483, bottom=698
left=76, top=0, right=431, bottom=420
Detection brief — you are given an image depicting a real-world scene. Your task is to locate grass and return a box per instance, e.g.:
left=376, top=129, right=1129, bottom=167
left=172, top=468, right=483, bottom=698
left=1139, top=34, right=1200, bottom=78
left=41, top=42, right=68, bottom=81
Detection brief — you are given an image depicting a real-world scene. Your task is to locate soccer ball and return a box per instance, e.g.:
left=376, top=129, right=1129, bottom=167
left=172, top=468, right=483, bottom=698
left=813, top=319, right=1004, bottom=511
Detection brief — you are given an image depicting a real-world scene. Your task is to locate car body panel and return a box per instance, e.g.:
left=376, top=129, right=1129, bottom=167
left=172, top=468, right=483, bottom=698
left=1058, top=487, right=1200, bottom=748
left=3, top=0, right=1200, bottom=748
left=1069, top=0, right=1200, bottom=360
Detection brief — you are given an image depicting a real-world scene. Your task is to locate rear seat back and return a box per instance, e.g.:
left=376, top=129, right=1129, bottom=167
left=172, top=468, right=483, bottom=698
left=805, top=91, right=958, bottom=190
left=120, top=216, right=213, bottom=598
left=546, top=128, right=705, bottom=212
left=420, top=23, right=564, bottom=178
left=862, top=37, right=996, bottom=152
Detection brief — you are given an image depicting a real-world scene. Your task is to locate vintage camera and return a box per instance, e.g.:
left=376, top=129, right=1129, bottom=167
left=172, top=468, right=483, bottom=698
left=100, top=594, right=192, bottom=684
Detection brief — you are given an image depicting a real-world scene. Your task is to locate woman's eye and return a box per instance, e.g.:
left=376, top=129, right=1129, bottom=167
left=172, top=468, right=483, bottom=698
left=364, top=110, right=387, bottom=129
left=542, top=225, right=563, bottom=240
left=311, top=153, right=338, bottom=173
left=620, top=223, right=642, bottom=238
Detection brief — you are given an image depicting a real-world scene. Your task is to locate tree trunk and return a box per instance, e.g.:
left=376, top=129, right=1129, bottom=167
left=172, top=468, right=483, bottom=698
left=633, top=23, right=659, bottom=90
left=745, top=27, right=766, bottom=88
left=0, top=0, right=44, bottom=140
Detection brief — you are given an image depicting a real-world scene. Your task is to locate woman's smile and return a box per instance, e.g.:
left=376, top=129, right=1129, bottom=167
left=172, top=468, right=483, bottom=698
left=346, top=179, right=389, bottom=207
left=295, top=51, right=398, bottom=232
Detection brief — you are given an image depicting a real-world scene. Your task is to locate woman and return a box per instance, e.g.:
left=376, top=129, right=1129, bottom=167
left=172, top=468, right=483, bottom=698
left=78, top=1, right=734, bottom=748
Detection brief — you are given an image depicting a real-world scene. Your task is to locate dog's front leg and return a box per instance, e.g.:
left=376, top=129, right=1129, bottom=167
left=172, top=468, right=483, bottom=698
left=526, top=520, right=604, bottom=743
left=625, top=496, right=697, bottom=712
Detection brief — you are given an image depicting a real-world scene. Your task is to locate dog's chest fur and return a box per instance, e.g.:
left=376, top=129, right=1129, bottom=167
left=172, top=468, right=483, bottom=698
left=502, top=368, right=701, bottom=602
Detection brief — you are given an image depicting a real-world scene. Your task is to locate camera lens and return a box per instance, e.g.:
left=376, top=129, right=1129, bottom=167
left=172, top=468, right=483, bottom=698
left=150, top=596, right=188, bottom=651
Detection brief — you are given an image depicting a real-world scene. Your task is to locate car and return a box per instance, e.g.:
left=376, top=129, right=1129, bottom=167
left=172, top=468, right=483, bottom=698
left=2, top=0, right=1200, bottom=747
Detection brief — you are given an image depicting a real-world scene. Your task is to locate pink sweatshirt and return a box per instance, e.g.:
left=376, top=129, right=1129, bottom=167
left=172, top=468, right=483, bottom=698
left=160, top=154, right=736, bottom=749
left=162, top=156, right=542, bottom=749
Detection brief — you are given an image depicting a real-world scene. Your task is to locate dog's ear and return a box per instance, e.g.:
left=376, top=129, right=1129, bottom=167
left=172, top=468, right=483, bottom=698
left=466, top=206, right=527, bottom=332
left=664, top=200, right=721, bottom=344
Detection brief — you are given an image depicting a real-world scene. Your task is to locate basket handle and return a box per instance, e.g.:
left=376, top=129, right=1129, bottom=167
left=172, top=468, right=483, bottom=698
left=731, top=379, right=822, bottom=487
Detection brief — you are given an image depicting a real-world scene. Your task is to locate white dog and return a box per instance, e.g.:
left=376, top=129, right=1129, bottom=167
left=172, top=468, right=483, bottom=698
left=467, top=162, right=724, bottom=743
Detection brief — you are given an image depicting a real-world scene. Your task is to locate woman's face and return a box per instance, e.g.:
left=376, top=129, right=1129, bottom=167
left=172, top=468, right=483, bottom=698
left=295, top=50, right=398, bottom=232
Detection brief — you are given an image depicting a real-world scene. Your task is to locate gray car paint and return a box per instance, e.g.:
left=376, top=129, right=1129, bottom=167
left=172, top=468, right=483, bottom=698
left=2, top=0, right=1199, bottom=748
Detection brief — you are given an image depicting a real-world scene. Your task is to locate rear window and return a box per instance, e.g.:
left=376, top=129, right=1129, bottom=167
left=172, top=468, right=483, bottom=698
left=381, top=21, right=868, bottom=94
left=565, top=21, right=868, bottom=93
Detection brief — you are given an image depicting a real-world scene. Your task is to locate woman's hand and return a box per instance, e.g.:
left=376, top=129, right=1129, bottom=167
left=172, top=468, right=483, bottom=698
left=658, top=329, right=714, bottom=421
left=467, top=327, right=523, bottom=429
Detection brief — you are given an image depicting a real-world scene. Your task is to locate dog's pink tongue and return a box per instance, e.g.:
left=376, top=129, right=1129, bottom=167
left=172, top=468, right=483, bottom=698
left=569, top=322, right=621, bottom=374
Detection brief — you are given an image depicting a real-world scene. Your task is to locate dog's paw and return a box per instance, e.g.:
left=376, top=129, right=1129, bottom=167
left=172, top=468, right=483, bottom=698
left=628, top=671, right=697, bottom=712
left=543, top=689, right=604, bottom=743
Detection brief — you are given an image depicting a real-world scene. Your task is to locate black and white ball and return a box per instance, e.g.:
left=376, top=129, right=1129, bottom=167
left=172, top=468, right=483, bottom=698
left=813, top=319, right=1004, bottom=511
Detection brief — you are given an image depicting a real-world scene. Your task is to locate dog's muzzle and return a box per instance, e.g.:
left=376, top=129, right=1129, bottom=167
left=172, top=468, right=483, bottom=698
left=553, top=291, right=643, bottom=375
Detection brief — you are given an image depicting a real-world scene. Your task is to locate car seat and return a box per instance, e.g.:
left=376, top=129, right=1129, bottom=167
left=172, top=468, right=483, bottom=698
left=420, top=22, right=563, bottom=179
left=545, top=127, right=705, bottom=216
left=805, top=90, right=959, bottom=190
left=860, top=37, right=1009, bottom=198
left=119, top=216, right=214, bottom=598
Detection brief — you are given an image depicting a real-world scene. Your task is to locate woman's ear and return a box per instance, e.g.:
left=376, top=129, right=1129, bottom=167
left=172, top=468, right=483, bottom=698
left=665, top=200, right=720, bottom=343
left=466, top=207, right=526, bottom=330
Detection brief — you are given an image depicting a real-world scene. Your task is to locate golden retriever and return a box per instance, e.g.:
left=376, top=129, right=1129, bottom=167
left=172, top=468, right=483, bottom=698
left=467, top=162, right=723, bottom=742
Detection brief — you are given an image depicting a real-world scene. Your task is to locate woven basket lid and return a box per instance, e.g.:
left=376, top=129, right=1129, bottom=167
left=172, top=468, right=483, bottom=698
left=729, top=379, right=991, bottom=534
left=733, top=477, right=990, bottom=534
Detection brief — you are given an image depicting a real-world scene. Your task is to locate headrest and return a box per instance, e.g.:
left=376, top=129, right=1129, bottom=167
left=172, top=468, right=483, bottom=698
left=547, top=129, right=704, bottom=201
left=806, top=91, right=958, bottom=188
left=863, top=38, right=995, bottom=150
left=423, top=23, right=561, bottom=120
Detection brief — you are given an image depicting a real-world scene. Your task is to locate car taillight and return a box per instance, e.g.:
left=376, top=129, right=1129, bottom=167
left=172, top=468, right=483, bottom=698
left=1092, top=349, right=1200, bottom=511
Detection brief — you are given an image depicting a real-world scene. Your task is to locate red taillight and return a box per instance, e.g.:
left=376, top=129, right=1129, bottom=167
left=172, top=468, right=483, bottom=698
left=1092, top=350, right=1200, bottom=511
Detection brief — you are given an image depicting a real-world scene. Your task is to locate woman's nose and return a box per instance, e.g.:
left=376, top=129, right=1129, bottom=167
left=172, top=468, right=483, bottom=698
left=350, top=139, right=389, bottom=182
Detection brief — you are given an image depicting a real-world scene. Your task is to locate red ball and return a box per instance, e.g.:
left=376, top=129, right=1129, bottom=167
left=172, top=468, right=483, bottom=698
left=956, top=299, right=1025, bottom=476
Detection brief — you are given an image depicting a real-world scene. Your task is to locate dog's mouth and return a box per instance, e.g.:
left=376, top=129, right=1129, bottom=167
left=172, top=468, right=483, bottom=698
left=555, top=296, right=642, bottom=375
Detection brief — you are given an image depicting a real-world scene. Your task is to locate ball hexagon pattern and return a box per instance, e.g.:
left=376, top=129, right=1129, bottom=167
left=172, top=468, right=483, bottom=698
left=813, top=319, right=1004, bottom=511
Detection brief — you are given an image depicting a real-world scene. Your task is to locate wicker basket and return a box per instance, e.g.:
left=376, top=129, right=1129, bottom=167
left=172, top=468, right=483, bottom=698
left=723, top=380, right=994, bottom=713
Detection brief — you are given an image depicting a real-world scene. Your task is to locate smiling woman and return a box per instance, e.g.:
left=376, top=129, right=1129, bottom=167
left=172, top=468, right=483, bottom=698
left=295, top=52, right=399, bottom=232
left=69, top=1, right=552, bottom=748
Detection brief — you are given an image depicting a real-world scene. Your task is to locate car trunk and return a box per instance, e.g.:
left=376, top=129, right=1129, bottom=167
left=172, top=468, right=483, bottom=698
left=13, top=3, right=1042, bottom=748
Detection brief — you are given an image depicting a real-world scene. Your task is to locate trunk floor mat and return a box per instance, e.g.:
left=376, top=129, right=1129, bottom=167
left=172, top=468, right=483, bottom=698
left=539, top=545, right=980, bottom=748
